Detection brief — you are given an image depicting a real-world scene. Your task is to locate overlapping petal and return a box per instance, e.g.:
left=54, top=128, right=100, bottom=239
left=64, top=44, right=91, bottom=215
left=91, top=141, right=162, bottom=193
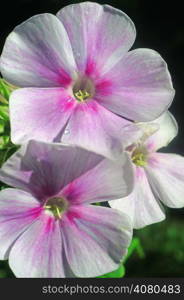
left=96, top=49, right=174, bottom=122
left=146, top=153, right=184, bottom=208
left=0, top=139, right=134, bottom=278
left=9, top=212, right=75, bottom=277
left=9, top=87, right=76, bottom=144
left=61, top=100, right=130, bottom=158
left=62, top=205, right=132, bottom=277
left=57, top=2, right=136, bottom=75
left=1, top=140, right=134, bottom=204
left=0, top=188, right=41, bottom=259
left=0, top=14, right=76, bottom=87
left=7, top=203, right=132, bottom=278
left=142, top=111, right=178, bottom=151
left=61, top=151, right=133, bottom=204
left=0, top=141, right=106, bottom=199
left=109, top=166, right=165, bottom=229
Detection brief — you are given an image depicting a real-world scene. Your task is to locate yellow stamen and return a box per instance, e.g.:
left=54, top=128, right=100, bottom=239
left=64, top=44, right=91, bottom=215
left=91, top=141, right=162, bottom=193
left=74, top=89, right=90, bottom=102
left=44, top=197, right=68, bottom=220
left=132, top=152, right=147, bottom=167
left=56, top=206, right=62, bottom=219
left=45, top=205, right=51, bottom=209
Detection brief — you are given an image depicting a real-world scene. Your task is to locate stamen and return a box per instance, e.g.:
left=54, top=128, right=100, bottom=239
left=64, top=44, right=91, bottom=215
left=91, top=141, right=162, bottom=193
left=56, top=206, right=62, bottom=219
left=44, top=197, right=68, bottom=219
left=132, top=151, right=147, bottom=167
left=74, top=89, right=90, bottom=102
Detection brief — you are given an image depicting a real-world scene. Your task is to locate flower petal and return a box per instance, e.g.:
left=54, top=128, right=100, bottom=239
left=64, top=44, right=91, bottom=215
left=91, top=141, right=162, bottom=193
left=0, top=188, right=41, bottom=260
left=10, top=88, right=76, bottom=144
left=61, top=100, right=130, bottom=159
left=96, top=49, right=174, bottom=122
left=57, top=2, right=135, bottom=75
left=0, top=144, right=32, bottom=193
left=62, top=205, right=132, bottom=277
left=109, top=166, right=165, bottom=229
left=0, top=140, right=105, bottom=200
left=142, top=111, right=178, bottom=151
left=122, top=123, right=147, bottom=149
left=9, top=212, right=74, bottom=277
left=146, top=152, right=184, bottom=208
left=0, top=14, right=76, bottom=87
left=61, top=151, right=134, bottom=204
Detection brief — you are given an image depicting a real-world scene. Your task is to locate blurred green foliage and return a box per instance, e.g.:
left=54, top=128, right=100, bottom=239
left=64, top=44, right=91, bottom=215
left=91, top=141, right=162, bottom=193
left=126, top=217, right=184, bottom=277
left=0, top=79, right=18, bottom=166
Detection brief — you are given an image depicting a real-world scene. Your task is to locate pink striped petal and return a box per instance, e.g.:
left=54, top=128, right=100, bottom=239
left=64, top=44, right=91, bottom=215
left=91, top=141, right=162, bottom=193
left=61, top=152, right=133, bottom=204
left=0, top=141, right=105, bottom=200
left=0, top=188, right=41, bottom=260
left=96, top=49, right=174, bottom=122
left=57, top=2, right=135, bottom=75
left=9, top=212, right=74, bottom=277
left=10, top=88, right=76, bottom=144
left=61, top=100, right=130, bottom=159
left=0, top=14, right=76, bottom=87
left=61, top=205, right=132, bottom=277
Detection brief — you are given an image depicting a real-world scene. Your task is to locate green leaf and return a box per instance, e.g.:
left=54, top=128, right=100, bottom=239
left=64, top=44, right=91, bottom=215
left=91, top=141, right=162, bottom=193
left=0, top=270, right=8, bottom=278
left=0, top=105, right=9, bottom=121
left=0, top=94, right=8, bottom=105
left=0, top=135, right=10, bottom=149
left=124, top=237, right=145, bottom=263
left=0, top=120, right=5, bottom=134
left=0, top=79, right=16, bottom=100
left=97, top=264, right=125, bottom=278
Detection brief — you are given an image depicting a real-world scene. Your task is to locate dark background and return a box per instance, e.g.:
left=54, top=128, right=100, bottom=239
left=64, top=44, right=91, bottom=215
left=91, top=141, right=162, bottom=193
left=0, top=0, right=184, bottom=277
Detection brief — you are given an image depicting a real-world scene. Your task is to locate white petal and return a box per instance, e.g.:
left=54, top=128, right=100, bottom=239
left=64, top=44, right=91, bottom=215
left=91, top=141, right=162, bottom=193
left=143, top=111, right=178, bottom=151
left=146, top=152, right=184, bottom=208
left=109, top=166, right=165, bottom=229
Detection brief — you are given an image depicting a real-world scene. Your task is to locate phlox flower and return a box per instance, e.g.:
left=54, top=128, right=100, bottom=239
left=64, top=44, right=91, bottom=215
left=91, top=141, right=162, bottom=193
left=0, top=141, right=133, bottom=277
left=109, top=111, right=184, bottom=228
left=0, top=2, right=174, bottom=157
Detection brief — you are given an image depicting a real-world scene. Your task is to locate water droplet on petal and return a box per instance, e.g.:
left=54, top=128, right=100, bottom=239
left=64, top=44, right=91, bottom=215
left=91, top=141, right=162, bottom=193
left=64, top=129, right=70, bottom=135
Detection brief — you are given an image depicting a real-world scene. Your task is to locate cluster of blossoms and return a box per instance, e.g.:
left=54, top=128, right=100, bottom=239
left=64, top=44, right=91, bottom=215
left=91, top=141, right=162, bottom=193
left=0, top=2, right=183, bottom=278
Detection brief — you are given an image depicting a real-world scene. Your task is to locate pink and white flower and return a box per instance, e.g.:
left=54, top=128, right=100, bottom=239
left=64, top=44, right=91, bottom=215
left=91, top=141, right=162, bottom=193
left=109, top=111, right=184, bottom=229
left=0, top=140, right=133, bottom=277
left=0, top=2, right=174, bottom=157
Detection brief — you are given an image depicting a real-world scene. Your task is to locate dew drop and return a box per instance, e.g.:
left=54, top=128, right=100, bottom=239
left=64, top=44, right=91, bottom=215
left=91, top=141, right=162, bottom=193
left=64, top=129, right=70, bottom=135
